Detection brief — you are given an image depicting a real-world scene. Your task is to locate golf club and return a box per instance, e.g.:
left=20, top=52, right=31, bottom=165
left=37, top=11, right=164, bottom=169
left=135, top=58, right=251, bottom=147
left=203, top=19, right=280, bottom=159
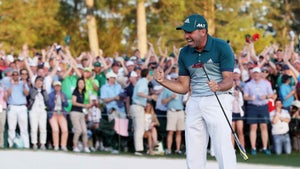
left=199, top=62, right=248, bottom=160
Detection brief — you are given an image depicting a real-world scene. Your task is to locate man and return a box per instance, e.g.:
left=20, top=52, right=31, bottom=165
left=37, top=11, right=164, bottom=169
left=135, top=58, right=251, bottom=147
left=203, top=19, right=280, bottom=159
left=269, top=99, right=292, bottom=155
left=154, top=14, right=236, bottom=169
left=93, top=61, right=106, bottom=96
left=100, top=71, right=126, bottom=120
left=244, top=67, right=273, bottom=155
left=7, top=69, right=30, bottom=148
left=161, top=73, right=185, bottom=155
left=130, top=69, right=155, bottom=155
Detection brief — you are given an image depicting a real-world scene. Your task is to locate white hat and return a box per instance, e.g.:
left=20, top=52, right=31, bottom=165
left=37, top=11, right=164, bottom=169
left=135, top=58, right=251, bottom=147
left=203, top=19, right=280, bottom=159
left=130, top=71, right=138, bottom=77
left=169, top=73, right=179, bottom=79
left=29, top=60, right=38, bottom=67
left=90, top=95, right=97, bottom=101
left=53, top=81, right=62, bottom=86
left=6, top=55, right=14, bottom=62
left=130, top=56, right=137, bottom=61
left=126, top=60, right=135, bottom=67
left=292, top=100, right=300, bottom=108
left=233, top=68, right=241, bottom=74
left=252, top=67, right=261, bottom=73
left=106, top=71, right=117, bottom=78
left=44, top=62, right=50, bottom=69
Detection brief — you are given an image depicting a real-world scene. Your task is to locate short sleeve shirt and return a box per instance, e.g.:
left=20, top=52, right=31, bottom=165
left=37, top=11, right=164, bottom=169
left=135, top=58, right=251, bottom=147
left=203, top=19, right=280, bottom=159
left=178, top=35, right=234, bottom=97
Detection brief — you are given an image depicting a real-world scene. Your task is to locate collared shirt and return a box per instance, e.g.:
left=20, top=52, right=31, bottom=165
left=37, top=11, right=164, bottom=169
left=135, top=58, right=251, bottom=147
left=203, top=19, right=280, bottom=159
left=85, top=79, right=99, bottom=104
left=161, top=88, right=184, bottom=110
left=132, top=78, right=149, bottom=107
left=100, top=82, right=125, bottom=114
left=244, top=79, right=273, bottom=106
left=270, top=109, right=290, bottom=135
left=279, top=83, right=294, bottom=108
left=7, top=81, right=29, bottom=105
left=178, top=35, right=234, bottom=97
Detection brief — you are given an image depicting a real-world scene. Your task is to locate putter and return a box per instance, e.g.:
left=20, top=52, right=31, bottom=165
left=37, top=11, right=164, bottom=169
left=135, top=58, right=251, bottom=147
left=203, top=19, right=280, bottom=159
left=199, top=62, right=248, bottom=160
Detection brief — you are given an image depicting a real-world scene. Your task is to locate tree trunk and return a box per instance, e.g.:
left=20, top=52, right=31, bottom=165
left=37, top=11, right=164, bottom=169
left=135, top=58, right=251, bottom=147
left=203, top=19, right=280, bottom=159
left=86, top=0, right=99, bottom=56
left=136, top=0, right=147, bottom=58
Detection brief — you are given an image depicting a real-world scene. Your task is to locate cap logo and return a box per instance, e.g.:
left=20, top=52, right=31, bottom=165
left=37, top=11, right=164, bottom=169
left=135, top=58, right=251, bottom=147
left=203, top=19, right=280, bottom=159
left=197, top=23, right=206, bottom=28
left=184, top=18, right=190, bottom=23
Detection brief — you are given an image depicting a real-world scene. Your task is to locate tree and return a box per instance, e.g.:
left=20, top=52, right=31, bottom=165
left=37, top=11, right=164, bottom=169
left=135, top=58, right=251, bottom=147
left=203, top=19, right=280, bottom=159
left=86, top=0, right=100, bottom=56
left=136, top=0, right=147, bottom=58
left=0, top=0, right=62, bottom=52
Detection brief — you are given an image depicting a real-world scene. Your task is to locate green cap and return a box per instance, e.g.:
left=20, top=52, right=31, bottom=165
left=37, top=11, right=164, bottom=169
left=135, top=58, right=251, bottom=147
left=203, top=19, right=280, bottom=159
left=93, top=61, right=101, bottom=67
left=176, top=14, right=207, bottom=32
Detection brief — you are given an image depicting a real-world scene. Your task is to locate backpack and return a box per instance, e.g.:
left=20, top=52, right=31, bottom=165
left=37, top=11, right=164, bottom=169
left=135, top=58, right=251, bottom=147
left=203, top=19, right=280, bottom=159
left=289, top=118, right=300, bottom=136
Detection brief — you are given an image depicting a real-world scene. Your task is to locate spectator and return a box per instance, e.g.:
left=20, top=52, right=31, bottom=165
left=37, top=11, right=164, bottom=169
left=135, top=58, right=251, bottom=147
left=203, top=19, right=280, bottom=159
left=0, top=81, right=7, bottom=148
left=70, top=78, right=92, bottom=153
left=101, top=71, right=126, bottom=120
left=87, top=95, right=102, bottom=151
left=279, top=74, right=295, bottom=110
left=270, top=99, right=292, bottom=155
left=28, top=76, right=48, bottom=150
left=82, top=67, right=99, bottom=104
left=161, top=73, right=185, bottom=155
left=290, top=100, right=300, bottom=151
left=231, top=69, right=245, bottom=149
left=93, top=61, right=106, bottom=96
left=244, top=67, right=274, bottom=155
left=130, top=68, right=155, bottom=155
left=144, top=100, right=160, bottom=155
left=47, top=81, right=69, bottom=151
left=7, top=69, right=30, bottom=148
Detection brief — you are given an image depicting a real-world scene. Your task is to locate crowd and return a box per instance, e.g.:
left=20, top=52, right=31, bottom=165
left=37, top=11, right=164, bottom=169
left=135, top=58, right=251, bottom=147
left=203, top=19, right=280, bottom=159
left=0, top=35, right=299, bottom=156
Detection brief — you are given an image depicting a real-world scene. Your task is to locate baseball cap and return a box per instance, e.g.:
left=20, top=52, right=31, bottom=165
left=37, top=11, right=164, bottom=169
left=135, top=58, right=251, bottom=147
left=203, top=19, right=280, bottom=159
left=292, top=100, right=300, bottom=108
left=169, top=73, right=179, bottom=79
left=90, top=95, right=97, bottom=101
left=93, top=61, right=101, bottom=67
left=126, top=61, right=135, bottom=67
left=176, top=14, right=208, bottom=32
left=130, top=71, right=138, bottom=77
left=282, top=64, right=290, bottom=70
left=252, top=67, right=261, bottom=73
left=53, top=81, right=62, bottom=86
left=106, top=71, right=117, bottom=78
left=84, top=67, right=92, bottom=72
left=281, top=74, right=292, bottom=83
left=233, top=68, right=241, bottom=74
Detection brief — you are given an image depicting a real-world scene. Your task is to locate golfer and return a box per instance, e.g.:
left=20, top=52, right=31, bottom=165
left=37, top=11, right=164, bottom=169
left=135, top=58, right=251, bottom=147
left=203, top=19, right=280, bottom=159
left=154, top=14, right=236, bottom=169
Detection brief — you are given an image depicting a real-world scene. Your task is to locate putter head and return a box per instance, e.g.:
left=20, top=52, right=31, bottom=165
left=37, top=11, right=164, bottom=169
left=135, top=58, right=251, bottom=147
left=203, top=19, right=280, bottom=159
left=192, top=62, right=204, bottom=68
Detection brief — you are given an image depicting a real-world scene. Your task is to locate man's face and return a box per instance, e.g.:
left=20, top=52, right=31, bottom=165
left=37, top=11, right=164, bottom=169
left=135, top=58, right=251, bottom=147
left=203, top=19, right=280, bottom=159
left=184, top=29, right=206, bottom=49
left=94, top=66, right=101, bottom=73
left=12, top=72, right=19, bottom=81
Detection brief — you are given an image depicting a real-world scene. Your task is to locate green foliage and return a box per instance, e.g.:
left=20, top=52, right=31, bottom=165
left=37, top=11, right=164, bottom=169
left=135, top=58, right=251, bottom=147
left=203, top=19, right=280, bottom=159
left=0, top=0, right=62, bottom=53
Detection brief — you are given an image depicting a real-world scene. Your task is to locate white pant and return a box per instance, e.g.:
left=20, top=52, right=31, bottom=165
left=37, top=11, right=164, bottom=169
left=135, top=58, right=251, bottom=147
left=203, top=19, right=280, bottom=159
left=0, top=110, right=6, bottom=148
left=185, top=95, right=236, bottom=169
left=130, top=104, right=145, bottom=151
left=7, top=105, right=29, bottom=148
left=29, top=108, right=47, bottom=144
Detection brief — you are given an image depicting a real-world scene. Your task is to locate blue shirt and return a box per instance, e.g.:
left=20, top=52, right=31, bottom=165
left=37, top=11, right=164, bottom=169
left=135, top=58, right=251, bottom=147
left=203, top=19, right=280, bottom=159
left=178, top=35, right=234, bottom=97
left=132, top=78, right=149, bottom=107
left=244, top=79, right=273, bottom=106
left=279, top=83, right=294, bottom=108
left=161, top=88, right=184, bottom=110
left=7, top=81, right=29, bottom=105
left=100, top=82, right=125, bottom=114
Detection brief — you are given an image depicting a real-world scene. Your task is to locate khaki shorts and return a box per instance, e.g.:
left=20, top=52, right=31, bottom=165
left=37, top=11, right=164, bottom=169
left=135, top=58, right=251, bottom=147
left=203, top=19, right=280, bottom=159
left=166, top=110, right=185, bottom=131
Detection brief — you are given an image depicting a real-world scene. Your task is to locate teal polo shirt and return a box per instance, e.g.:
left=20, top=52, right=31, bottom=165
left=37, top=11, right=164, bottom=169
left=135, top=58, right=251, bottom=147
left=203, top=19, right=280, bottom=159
left=178, top=35, right=234, bottom=97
